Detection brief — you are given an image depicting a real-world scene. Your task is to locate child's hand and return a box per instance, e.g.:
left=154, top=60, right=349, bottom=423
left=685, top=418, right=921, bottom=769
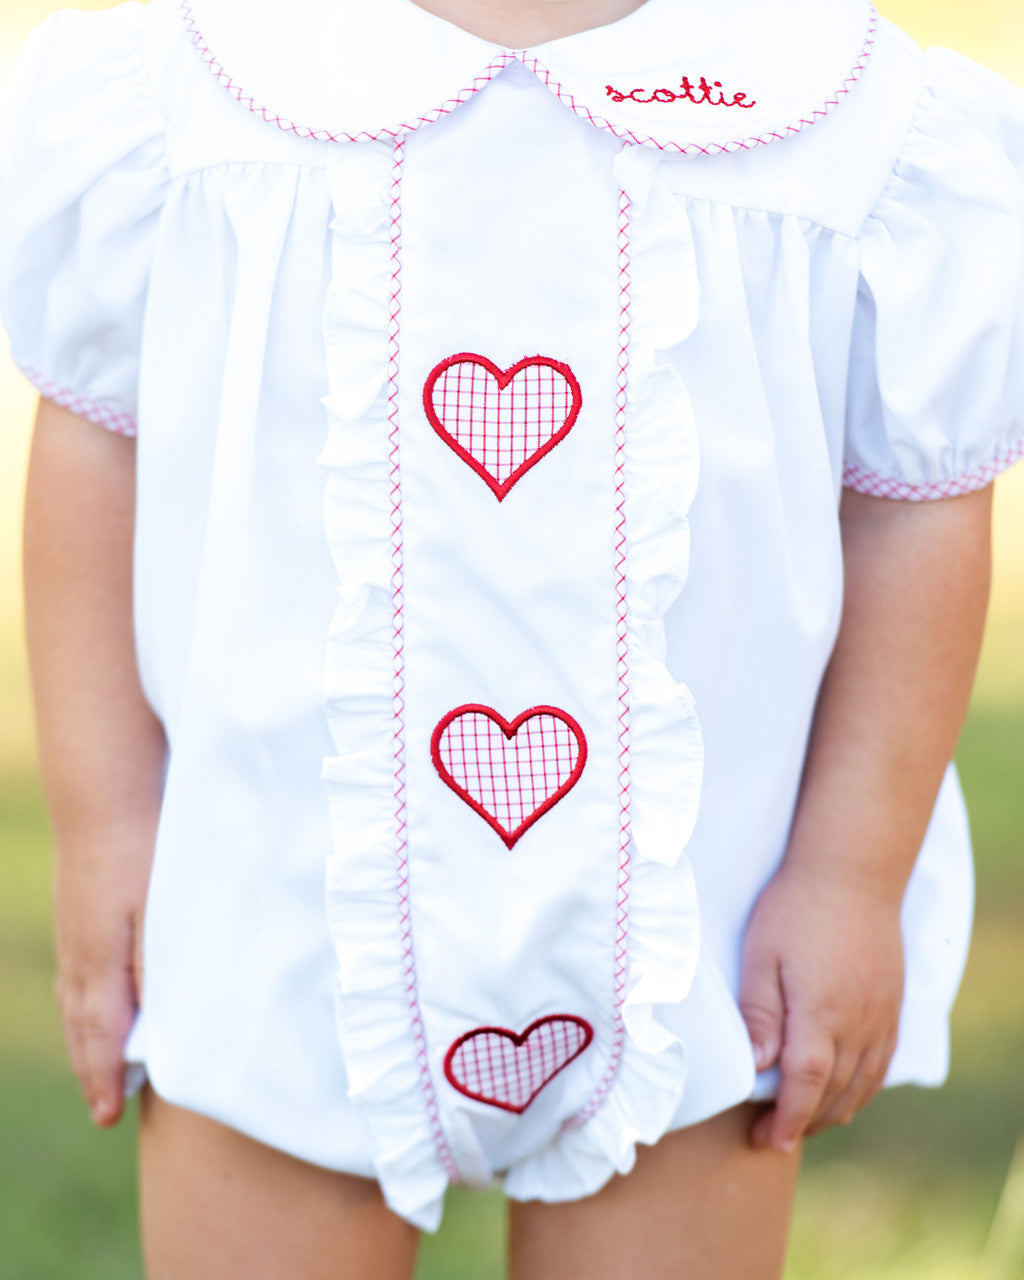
left=24, top=399, right=166, bottom=1128
left=738, top=862, right=904, bottom=1152
left=735, top=486, right=993, bottom=1154
left=53, top=816, right=155, bottom=1127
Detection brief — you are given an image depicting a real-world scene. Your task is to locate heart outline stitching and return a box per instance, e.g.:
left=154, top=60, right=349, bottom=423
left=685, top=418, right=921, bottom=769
left=431, top=704, right=588, bottom=848
left=422, top=352, right=583, bottom=501
left=444, top=1015, right=595, bottom=1113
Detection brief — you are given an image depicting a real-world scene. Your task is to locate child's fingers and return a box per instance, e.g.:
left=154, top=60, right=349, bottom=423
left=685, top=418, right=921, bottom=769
left=58, top=972, right=132, bottom=1126
left=766, top=1021, right=836, bottom=1153
left=748, top=1104, right=776, bottom=1149
left=801, top=1045, right=871, bottom=1136
left=805, top=1032, right=896, bottom=1136
left=749, top=1046, right=858, bottom=1150
left=738, top=952, right=785, bottom=1073
left=796, top=1042, right=863, bottom=1134
left=67, top=1023, right=126, bottom=1125
left=80, top=1031, right=127, bottom=1127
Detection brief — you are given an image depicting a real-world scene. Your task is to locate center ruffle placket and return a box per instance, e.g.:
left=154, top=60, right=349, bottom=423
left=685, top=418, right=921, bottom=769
left=318, top=117, right=705, bottom=1229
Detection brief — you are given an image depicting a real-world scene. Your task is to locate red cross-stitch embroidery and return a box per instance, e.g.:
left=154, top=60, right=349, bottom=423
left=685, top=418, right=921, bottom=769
left=423, top=354, right=582, bottom=500
left=565, top=176, right=634, bottom=1130
left=384, top=140, right=460, bottom=1182
left=431, top=705, right=588, bottom=848
left=444, top=1015, right=594, bottom=1113
left=181, top=0, right=879, bottom=157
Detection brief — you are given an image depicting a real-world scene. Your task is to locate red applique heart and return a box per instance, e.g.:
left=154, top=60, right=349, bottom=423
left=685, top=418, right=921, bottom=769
left=423, top=353, right=583, bottom=500
left=431, top=705, right=588, bottom=848
left=444, top=1015, right=594, bottom=1113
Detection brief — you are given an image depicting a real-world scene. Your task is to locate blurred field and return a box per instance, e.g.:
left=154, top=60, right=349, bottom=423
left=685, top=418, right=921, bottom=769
left=1, top=1, right=1022, bottom=1278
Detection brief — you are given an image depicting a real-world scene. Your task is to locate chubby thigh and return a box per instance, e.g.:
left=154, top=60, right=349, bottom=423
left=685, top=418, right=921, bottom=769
left=509, top=1102, right=800, bottom=1280
left=138, top=1088, right=798, bottom=1280
left=138, top=1087, right=420, bottom=1280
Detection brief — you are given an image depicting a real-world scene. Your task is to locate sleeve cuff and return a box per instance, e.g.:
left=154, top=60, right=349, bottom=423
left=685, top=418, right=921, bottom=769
left=22, top=367, right=138, bottom=438
left=842, top=438, right=1024, bottom=500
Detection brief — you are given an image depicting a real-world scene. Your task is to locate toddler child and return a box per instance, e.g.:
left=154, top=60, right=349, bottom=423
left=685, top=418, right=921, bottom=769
left=2, top=0, right=1022, bottom=1275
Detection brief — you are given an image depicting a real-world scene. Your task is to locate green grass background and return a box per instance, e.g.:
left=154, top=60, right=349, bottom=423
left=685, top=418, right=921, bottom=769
left=1, top=1, right=1023, bottom=1277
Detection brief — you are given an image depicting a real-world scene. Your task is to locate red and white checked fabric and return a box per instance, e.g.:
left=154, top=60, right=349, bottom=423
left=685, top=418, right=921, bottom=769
left=431, top=705, right=588, bottom=848
left=23, top=368, right=138, bottom=437
left=444, top=1016, right=594, bottom=1113
left=842, top=446, right=1024, bottom=500
left=423, top=354, right=582, bottom=500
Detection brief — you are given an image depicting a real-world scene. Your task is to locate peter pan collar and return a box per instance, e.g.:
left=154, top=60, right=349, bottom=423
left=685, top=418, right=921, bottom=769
left=179, top=0, right=878, bottom=154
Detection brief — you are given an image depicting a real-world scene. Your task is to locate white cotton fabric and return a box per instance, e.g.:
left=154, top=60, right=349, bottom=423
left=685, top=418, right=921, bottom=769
left=0, top=4, right=168, bottom=429
left=847, top=49, right=1024, bottom=496
left=1, top=0, right=1022, bottom=1230
left=180, top=0, right=875, bottom=151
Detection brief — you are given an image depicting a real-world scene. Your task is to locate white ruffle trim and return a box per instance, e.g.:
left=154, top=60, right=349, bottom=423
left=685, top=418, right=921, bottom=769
left=505, top=148, right=706, bottom=1201
left=319, top=140, right=451, bottom=1231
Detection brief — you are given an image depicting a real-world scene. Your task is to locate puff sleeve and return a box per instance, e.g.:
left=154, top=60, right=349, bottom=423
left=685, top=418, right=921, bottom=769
left=0, top=3, right=168, bottom=437
left=845, top=49, right=1024, bottom=499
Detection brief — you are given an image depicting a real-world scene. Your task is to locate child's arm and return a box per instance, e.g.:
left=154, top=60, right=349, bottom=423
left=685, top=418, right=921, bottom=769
left=23, top=398, right=167, bottom=1127
left=739, top=485, right=992, bottom=1152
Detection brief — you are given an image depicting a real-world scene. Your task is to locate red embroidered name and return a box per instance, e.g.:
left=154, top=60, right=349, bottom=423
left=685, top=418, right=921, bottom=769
left=605, top=77, right=756, bottom=109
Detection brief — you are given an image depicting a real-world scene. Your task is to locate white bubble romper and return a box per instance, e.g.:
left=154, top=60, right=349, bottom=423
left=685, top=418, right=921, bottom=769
left=2, top=0, right=1023, bottom=1228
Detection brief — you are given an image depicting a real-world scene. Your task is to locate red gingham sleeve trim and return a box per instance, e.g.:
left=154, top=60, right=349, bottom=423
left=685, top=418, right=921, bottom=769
left=842, top=438, right=1024, bottom=499
left=24, top=368, right=138, bottom=438
left=179, top=0, right=878, bottom=156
